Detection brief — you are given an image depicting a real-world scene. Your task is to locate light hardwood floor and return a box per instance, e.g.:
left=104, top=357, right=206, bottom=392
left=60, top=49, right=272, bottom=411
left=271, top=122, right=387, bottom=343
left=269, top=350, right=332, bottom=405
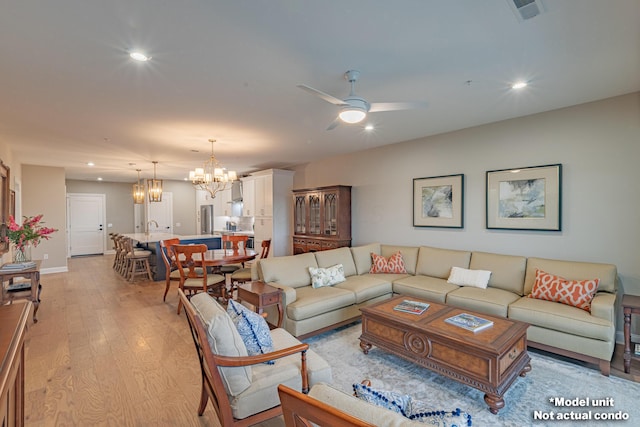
left=19, top=254, right=640, bottom=426
left=22, top=255, right=283, bottom=427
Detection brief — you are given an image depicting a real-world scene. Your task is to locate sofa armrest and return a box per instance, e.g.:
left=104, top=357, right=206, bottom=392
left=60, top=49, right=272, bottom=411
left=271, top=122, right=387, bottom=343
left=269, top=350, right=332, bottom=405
left=590, top=292, right=617, bottom=323
left=267, top=282, right=297, bottom=305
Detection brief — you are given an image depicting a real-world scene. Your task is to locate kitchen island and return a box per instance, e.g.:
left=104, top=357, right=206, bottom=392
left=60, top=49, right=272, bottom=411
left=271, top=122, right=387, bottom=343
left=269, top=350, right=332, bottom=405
left=122, top=233, right=223, bottom=281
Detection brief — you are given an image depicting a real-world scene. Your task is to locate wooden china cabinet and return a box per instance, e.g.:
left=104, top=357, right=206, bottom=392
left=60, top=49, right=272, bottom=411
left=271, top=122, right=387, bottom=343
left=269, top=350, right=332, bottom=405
left=292, top=185, right=351, bottom=254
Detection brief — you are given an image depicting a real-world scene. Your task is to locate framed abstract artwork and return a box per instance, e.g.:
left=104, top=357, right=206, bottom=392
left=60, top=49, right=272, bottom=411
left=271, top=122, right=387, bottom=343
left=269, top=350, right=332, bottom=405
left=486, top=164, right=562, bottom=231
left=413, top=174, right=464, bottom=228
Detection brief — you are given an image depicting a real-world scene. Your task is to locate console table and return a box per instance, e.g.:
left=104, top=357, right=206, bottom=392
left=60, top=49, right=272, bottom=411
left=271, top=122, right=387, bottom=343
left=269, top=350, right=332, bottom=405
left=0, top=301, right=31, bottom=426
left=0, top=261, right=42, bottom=323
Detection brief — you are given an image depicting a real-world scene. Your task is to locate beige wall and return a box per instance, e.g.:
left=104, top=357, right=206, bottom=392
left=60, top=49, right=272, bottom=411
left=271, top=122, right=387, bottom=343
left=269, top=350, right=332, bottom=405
left=22, top=165, right=68, bottom=272
left=66, top=179, right=198, bottom=242
left=293, top=92, right=640, bottom=337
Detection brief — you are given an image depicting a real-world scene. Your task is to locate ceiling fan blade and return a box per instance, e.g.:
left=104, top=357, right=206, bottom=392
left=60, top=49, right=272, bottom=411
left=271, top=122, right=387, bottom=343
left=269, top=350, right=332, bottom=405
left=368, top=101, right=428, bottom=113
left=326, top=117, right=341, bottom=131
left=297, top=84, right=348, bottom=106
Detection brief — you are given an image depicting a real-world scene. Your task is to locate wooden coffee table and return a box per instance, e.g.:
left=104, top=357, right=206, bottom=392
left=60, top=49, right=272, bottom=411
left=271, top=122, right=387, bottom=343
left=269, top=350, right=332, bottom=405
left=359, top=296, right=531, bottom=414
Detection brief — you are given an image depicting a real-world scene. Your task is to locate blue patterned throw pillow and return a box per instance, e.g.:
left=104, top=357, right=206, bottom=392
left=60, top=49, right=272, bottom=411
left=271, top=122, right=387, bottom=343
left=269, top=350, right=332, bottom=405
left=227, top=299, right=274, bottom=362
left=408, top=400, right=473, bottom=426
left=352, top=383, right=412, bottom=416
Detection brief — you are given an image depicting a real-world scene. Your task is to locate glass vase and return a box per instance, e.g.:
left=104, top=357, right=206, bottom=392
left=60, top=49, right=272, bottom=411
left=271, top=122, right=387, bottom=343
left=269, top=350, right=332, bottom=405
left=13, top=245, right=32, bottom=263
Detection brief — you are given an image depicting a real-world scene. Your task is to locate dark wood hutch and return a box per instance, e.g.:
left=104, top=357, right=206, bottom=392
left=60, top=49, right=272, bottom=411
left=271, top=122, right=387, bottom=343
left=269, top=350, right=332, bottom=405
left=292, top=185, right=351, bottom=254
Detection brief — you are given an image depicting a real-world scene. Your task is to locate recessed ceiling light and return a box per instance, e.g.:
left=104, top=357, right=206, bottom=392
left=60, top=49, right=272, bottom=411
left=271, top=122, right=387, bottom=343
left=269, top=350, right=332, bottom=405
left=365, top=124, right=374, bottom=131
left=87, top=162, right=95, bottom=166
left=511, top=81, right=528, bottom=90
left=97, top=177, right=103, bottom=181
left=129, top=51, right=151, bottom=62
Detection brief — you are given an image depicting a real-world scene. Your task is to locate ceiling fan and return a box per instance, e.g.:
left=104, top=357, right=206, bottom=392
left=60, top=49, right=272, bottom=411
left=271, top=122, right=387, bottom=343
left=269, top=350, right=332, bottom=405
left=297, top=70, right=427, bottom=130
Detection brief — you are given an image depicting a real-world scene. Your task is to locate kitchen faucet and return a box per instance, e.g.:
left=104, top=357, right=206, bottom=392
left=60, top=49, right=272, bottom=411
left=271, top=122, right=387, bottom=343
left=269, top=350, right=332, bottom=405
left=146, top=220, right=159, bottom=235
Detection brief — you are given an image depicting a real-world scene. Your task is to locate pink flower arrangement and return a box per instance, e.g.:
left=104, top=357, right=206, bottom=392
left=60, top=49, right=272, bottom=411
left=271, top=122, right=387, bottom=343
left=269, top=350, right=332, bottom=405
left=6, top=215, right=58, bottom=250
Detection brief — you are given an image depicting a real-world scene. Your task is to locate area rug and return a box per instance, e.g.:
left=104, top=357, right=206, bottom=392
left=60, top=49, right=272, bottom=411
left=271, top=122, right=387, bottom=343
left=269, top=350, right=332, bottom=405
left=305, top=323, right=639, bottom=426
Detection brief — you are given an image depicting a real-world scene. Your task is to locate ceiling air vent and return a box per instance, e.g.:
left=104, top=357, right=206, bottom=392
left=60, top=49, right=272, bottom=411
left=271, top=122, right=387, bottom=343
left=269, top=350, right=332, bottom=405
left=508, top=0, right=545, bottom=21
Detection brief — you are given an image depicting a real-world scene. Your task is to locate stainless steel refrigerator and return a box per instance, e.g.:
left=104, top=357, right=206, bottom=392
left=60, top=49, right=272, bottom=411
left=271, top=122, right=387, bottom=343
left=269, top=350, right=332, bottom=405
left=200, top=205, right=214, bottom=234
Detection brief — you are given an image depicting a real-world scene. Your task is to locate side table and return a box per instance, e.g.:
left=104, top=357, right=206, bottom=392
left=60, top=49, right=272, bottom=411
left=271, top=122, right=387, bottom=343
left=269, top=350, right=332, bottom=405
left=622, top=294, right=640, bottom=373
left=237, top=281, right=283, bottom=328
left=0, top=260, right=42, bottom=323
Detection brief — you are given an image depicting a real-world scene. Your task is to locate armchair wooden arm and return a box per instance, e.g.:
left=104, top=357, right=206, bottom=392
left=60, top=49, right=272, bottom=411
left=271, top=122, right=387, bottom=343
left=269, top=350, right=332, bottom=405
left=278, top=384, right=375, bottom=427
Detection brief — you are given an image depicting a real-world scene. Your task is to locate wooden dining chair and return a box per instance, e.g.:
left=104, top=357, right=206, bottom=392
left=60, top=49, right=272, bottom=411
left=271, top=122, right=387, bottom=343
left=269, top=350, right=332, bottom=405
left=220, top=235, right=250, bottom=275
left=159, top=238, right=181, bottom=302
left=231, top=239, right=271, bottom=285
left=173, top=244, right=226, bottom=315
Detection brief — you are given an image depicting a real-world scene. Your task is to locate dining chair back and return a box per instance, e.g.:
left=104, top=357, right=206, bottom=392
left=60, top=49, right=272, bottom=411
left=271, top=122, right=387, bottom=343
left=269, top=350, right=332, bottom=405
left=220, top=235, right=250, bottom=275
left=173, top=244, right=226, bottom=314
left=159, top=238, right=181, bottom=302
left=221, top=234, right=249, bottom=252
left=230, top=239, right=271, bottom=285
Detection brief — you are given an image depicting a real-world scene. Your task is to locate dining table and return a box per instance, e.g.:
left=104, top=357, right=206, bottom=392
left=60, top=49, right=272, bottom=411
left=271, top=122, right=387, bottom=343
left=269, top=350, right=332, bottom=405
left=193, top=248, right=257, bottom=269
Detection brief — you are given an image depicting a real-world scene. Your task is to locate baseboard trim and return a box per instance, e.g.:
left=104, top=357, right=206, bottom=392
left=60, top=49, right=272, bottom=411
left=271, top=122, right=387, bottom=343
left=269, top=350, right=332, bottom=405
left=41, top=266, right=69, bottom=275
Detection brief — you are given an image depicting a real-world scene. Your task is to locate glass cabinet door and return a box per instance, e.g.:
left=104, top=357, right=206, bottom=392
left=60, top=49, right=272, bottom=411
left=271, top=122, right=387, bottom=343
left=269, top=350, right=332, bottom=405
left=309, top=194, right=321, bottom=234
left=323, top=192, right=338, bottom=235
left=294, top=195, right=306, bottom=234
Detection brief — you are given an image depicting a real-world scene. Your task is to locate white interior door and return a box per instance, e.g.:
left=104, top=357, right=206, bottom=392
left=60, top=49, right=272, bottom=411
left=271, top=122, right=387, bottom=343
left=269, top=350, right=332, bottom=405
left=67, top=193, right=106, bottom=256
left=146, top=192, right=173, bottom=234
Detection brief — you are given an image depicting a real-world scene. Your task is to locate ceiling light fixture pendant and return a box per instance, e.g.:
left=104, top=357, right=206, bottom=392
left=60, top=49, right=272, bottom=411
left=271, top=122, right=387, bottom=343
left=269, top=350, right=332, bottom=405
left=189, top=139, right=237, bottom=199
left=147, top=161, right=163, bottom=203
left=132, top=169, right=145, bottom=204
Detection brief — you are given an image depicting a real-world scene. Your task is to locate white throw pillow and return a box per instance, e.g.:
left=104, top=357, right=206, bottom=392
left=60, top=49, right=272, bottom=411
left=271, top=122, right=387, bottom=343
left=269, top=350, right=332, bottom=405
left=447, top=266, right=491, bottom=289
left=309, top=264, right=346, bottom=288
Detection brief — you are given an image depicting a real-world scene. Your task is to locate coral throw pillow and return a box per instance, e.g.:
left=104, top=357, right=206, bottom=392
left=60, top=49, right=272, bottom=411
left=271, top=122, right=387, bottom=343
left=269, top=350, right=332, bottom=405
left=370, top=251, right=407, bottom=274
left=528, top=269, right=600, bottom=312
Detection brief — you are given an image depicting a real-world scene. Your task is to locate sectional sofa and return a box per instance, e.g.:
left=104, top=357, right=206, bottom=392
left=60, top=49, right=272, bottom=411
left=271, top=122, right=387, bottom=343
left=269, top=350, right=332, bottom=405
left=256, top=243, right=618, bottom=375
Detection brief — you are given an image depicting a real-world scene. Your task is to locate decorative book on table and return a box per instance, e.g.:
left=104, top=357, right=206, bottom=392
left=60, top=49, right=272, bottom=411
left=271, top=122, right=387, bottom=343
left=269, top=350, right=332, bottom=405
left=445, top=313, right=494, bottom=332
left=1, top=261, right=37, bottom=271
left=393, top=299, right=430, bottom=315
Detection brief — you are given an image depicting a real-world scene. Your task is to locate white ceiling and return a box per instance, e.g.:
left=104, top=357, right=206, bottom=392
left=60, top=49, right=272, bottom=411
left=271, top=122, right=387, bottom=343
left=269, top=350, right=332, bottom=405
left=1, top=1, right=638, bottom=182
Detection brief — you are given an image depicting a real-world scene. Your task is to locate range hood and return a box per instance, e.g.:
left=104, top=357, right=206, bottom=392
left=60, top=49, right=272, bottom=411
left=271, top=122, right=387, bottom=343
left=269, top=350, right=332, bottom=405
left=231, top=180, right=243, bottom=202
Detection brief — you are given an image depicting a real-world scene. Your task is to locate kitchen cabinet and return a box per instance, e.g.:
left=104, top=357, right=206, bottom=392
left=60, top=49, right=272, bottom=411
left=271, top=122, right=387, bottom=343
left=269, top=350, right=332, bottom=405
left=213, top=187, right=232, bottom=216
left=292, top=185, right=351, bottom=254
left=241, top=169, right=294, bottom=256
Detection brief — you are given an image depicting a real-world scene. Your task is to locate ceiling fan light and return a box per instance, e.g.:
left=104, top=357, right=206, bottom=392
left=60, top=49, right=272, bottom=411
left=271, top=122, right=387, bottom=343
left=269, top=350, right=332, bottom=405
left=339, top=107, right=366, bottom=124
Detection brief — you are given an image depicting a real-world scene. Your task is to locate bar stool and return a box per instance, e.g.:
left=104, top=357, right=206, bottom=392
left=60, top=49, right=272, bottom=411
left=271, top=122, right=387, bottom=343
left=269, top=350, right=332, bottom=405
left=123, top=237, right=153, bottom=281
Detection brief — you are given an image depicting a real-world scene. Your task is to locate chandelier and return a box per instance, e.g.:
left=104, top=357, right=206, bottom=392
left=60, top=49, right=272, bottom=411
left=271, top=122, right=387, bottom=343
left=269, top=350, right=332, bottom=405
left=132, top=169, right=145, bottom=204
left=189, top=139, right=238, bottom=198
left=147, top=161, right=163, bottom=202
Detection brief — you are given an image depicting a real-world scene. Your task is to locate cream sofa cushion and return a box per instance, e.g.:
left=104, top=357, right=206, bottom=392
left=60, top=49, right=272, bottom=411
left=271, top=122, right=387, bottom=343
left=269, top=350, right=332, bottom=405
left=416, top=246, right=471, bottom=279
left=351, top=243, right=381, bottom=275
left=259, top=252, right=318, bottom=288
left=334, top=275, right=393, bottom=304
left=315, top=247, right=357, bottom=277
left=508, top=296, right=614, bottom=341
left=381, top=245, right=419, bottom=275
left=470, top=251, right=527, bottom=295
left=308, top=383, right=424, bottom=427
left=189, top=293, right=252, bottom=397
left=523, top=257, right=617, bottom=295
left=286, top=285, right=356, bottom=321
left=392, top=275, right=459, bottom=303
left=230, top=328, right=332, bottom=420
left=445, top=286, right=521, bottom=317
